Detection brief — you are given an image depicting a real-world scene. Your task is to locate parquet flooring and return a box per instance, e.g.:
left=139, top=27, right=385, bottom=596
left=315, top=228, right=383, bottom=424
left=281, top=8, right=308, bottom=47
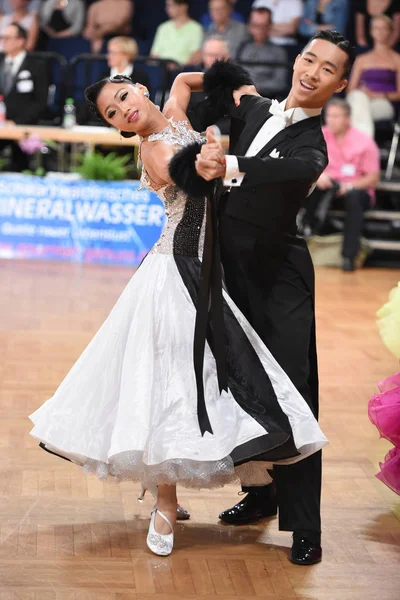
left=0, top=259, right=399, bottom=599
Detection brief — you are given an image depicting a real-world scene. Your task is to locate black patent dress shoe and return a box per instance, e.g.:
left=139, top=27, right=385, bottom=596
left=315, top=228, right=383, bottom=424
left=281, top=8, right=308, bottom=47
left=290, top=536, right=322, bottom=565
left=219, top=493, right=277, bottom=525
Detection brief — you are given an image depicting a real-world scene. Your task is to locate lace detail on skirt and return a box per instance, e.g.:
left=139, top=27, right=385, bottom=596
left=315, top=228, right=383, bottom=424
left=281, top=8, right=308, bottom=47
left=80, top=452, right=272, bottom=489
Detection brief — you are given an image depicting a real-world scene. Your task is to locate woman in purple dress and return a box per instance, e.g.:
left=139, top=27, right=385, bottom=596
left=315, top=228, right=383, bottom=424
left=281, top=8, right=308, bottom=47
left=347, top=14, right=400, bottom=136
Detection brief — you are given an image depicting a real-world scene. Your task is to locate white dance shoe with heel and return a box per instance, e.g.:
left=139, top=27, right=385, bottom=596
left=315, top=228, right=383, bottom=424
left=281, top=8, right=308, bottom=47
left=146, top=507, right=174, bottom=556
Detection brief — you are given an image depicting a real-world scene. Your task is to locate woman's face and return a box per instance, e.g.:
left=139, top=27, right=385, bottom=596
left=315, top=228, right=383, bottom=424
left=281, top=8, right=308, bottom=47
left=107, top=41, right=128, bottom=68
left=370, top=17, right=392, bottom=44
left=96, top=82, right=150, bottom=133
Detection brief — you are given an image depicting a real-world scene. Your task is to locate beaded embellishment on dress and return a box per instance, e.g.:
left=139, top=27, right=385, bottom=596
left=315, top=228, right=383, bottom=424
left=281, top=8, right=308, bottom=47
left=139, top=119, right=206, bottom=257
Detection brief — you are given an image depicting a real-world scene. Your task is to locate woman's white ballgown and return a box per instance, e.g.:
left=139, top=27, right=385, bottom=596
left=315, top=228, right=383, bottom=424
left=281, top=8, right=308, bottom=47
left=29, top=120, right=328, bottom=489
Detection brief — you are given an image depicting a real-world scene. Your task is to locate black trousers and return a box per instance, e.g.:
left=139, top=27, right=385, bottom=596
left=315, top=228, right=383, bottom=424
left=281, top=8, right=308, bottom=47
left=220, top=212, right=322, bottom=535
left=306, top=186, right=371, bottom=259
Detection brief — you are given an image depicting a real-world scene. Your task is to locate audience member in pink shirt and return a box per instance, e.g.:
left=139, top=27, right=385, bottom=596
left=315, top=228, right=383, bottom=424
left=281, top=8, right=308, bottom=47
left=306, top=98, right=380, bottom=271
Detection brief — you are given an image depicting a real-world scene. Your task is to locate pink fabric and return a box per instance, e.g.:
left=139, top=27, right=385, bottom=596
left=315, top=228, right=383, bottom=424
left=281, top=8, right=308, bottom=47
left=368, top=371, right=400, bottom=495
left=322, top=126, right=380, bottom=200
left=376, top=447, right=400, bottom=495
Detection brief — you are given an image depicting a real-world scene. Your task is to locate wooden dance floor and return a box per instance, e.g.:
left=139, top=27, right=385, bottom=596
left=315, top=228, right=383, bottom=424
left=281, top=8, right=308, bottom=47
left=0, top=259, right=399, bottom=599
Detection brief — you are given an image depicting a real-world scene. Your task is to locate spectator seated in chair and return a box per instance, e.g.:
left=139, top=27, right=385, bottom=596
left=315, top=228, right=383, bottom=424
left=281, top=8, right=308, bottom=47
left=355, top=0, right=400, bottom=48
left=235, top=5, right=288, bottom=99
left=83, top=0, right=134, bottom=54
left=303, top=98, right=380, bottom=272
left=0, top=22, right=48, bottom=170
left=200, top=0, right=245, bottom=27
left=40, top=0, right=85, bottom=41
left=103, top=36, right=151, bottom=92
left=251, top=0, right=303, bottom=51
left=0, top=0, right=38, bottom=15
left=0, top=0, right=39, bottom=51
left=203, top=0, right=247, bottom=59
left=347, top=14, right=400, bottom=138
left=150, top=0, right=203, bottom=67
left=299, top=0, right=349, bottom=39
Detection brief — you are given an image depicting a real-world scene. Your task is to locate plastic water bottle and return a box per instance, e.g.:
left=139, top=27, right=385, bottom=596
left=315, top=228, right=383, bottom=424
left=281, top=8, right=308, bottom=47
left=63, top=97, right=76, bottom=129
left=0, top=95, right=6, bottom=128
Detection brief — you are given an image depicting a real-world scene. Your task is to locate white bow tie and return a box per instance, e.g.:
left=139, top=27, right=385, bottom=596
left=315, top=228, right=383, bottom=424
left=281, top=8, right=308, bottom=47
left=269, top=99, right=292, bottom=124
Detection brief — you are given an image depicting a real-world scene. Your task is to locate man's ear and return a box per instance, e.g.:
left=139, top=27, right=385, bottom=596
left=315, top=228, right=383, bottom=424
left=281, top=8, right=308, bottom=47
left=293, top=54, right=301, bottom=70
left=336, top=79, right=348, bottom=94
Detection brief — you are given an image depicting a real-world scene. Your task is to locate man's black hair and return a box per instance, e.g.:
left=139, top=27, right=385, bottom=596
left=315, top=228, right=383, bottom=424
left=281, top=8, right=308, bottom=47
left=9, top=22, right=28, bottom=40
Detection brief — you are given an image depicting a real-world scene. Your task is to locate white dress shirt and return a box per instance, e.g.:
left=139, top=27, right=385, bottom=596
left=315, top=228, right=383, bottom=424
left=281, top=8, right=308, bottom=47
left=110, top=63, right=134, bottom=78
left=224, top=98, right=322, bottom=187
left=7, top=50, right=27, bottom=77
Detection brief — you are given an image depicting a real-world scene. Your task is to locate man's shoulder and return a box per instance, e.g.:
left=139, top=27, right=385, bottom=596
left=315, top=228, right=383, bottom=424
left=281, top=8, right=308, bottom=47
left=157, top=20, right=172, bottom=33
left=187, top=19, right=203, bottom=33
left=266, top=41, right=288, bottom=59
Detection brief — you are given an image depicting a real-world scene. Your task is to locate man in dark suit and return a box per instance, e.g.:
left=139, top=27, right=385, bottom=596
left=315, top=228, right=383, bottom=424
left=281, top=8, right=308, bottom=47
left=193, top=31, right=355, bottom=565
left=0, top=22, right=48, bottom=170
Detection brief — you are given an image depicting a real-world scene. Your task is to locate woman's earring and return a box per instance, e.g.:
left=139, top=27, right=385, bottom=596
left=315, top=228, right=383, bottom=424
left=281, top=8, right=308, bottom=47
left=144, top=91, right=150, bottom=98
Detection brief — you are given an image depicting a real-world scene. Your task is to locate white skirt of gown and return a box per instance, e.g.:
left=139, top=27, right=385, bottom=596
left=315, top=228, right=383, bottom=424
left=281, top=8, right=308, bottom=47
left=29, top=253, right=328, bottom=489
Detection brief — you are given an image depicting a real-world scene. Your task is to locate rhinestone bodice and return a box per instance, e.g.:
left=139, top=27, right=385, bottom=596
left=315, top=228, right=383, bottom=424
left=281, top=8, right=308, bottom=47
left=139, top=119, right=206, bottom=257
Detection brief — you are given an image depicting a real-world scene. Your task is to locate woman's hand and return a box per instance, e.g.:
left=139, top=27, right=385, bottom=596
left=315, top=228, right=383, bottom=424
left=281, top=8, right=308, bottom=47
left=233, top=84, right=260, bottom=107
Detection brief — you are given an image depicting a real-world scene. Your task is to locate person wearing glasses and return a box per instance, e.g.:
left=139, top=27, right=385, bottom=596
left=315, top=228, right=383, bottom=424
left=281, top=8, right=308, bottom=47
left=0, top=22, right=48, bottom=169
left=0, top=0, right=39, bottom=51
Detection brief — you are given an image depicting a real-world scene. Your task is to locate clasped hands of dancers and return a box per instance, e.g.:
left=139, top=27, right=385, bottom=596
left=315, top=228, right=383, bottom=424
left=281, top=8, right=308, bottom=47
left=29, top=30, right=355, bottom=564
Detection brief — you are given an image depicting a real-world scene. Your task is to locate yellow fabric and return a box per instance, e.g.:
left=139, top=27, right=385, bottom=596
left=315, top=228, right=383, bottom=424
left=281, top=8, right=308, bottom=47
left=377, top=282, right=400, bottom=359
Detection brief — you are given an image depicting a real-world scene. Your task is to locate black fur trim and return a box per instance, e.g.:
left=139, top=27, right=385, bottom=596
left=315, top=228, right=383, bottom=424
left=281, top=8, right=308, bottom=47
left=120, top=130, right=136, bottom=138
left=203, top=60, right=254, bottom=112
left=169, top=141, right=214, bottom=199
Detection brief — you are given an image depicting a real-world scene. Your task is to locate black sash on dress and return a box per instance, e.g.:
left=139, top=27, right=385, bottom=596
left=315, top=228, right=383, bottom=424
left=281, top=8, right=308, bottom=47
left=193, top=184, right=228, bottom=435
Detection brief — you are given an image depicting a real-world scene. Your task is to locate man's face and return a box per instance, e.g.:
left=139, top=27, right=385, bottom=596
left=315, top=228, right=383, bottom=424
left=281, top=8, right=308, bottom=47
left=210, top=0, right=231, bottom=26
left=325, top=104, right=350, bottom=135
left=292, top=39, right=348, bottom=108
left=2, top=24, right=25, bottom=57
left=248, top=10, right=270, bottom=44
left=166, top=0, right=186, bottom=19
left=202, top=39, right=230, bottom=68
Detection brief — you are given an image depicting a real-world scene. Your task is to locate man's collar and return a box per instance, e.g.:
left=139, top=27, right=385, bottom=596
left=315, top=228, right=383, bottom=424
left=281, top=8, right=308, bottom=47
left=279, top=98, right=322, bottom=124
left=7, top=50, right=26, bottom=65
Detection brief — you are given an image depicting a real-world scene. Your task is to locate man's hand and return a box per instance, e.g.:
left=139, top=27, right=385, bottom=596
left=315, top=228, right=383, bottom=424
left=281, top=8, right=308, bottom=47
left=233, top=84, right=259, bottom=107
left=316, top=172, right=333, bottom=190
left=195, top=127, right=226, bottom=181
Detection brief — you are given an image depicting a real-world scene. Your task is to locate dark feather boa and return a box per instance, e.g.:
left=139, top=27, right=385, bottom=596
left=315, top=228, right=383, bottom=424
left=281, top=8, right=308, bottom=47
left=169, top=141, right=214, bottom=199
left=203, top=59, right=254, bottom=114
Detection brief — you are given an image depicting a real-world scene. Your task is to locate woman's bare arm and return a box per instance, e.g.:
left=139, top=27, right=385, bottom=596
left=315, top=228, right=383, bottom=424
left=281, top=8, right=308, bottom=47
left=163, top=72, right=204, bottom=124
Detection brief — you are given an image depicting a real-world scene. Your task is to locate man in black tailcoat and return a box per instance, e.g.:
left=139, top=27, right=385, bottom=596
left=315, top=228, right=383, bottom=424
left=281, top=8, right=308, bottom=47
left=176, top=31, right=355, bottom=565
